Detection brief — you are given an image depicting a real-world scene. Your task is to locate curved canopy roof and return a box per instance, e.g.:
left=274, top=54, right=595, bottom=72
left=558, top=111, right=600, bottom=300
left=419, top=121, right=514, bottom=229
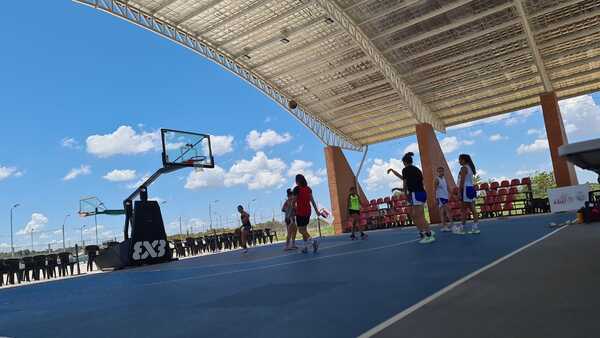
left=75, top=0, right=600, bottom=150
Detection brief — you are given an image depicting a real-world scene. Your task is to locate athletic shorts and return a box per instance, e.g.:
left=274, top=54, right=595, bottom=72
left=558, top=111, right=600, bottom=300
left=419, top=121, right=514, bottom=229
left=296, top=215, right=310, bottom=227
left=348, top=209, right=360, bottom=215
left=437, top=198, right=449, bottom=207
left=409, top=191, right=427, bottom=206
left=463, top=186, right=477, bottom=203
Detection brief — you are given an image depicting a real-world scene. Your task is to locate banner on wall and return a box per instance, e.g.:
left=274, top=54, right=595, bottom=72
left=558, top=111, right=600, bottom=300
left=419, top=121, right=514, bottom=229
left=548, top=184, right=590, bottom=213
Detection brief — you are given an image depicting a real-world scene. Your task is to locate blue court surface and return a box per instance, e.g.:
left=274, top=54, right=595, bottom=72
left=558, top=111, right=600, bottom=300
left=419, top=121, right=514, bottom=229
left=0, top=213, right=575, bottom=338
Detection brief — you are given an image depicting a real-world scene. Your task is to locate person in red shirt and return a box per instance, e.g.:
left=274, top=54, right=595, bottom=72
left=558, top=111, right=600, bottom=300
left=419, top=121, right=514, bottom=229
left=293, top=174, right=321, bottom=253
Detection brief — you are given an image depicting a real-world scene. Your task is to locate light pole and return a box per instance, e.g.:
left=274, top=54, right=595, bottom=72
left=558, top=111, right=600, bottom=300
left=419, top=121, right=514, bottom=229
left=247, top=198, right=257, bottom=212
left=179, top=216, right=183, bottom=240
left=62, top=214, right=71, bottom=251
left=10, top=203, right=20, bottom=256
left=29, top=229, right=35, bottom=252
left=209, top=199, right=219, bottom=231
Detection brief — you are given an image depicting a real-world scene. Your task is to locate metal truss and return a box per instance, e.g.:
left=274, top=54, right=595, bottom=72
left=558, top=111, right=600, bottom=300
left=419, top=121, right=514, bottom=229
left=73, top=0, right=363, bottom=151
left=314, top=0, right=446, bottom=132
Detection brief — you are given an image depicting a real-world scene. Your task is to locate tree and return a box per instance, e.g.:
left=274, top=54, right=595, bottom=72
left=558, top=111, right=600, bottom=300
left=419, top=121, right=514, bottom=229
left=531, top=171, right=556, bottom=199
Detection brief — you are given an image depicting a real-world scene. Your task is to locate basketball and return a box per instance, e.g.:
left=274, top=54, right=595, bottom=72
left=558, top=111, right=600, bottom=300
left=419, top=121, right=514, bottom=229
left=288, top=99, right=298, bottom=109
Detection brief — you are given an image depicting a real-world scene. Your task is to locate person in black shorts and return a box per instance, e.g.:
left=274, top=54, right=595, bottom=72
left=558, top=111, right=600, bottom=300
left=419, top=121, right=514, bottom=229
left=237, top=205, right=252, bottom=253
left=387, top=152, right=435, bottom=244
left=348, top=186, right=367, bottom=240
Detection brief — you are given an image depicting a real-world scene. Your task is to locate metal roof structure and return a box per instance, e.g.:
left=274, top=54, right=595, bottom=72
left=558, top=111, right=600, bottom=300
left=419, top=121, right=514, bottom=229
left=74, top=0, right=600, bottom=150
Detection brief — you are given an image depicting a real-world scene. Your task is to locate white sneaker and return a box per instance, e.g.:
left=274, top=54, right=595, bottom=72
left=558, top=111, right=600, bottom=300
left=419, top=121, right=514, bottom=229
left=453, top=225, right=466, bottom=235
left=441, top=226, right=452, bottom=232
left=469, top=223, right=481, bottom=234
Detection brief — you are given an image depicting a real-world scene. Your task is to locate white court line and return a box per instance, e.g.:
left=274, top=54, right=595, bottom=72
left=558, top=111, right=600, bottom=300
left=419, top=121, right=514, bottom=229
left=143, top=238, right=420, bottom=286
left=358, top=224, right=571, bottom=338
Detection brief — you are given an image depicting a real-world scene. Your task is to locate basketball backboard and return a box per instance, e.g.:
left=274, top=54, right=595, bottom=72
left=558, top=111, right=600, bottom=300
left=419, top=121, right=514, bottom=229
left=161, top=129, right=214, bottom=169
left=79, top=196, right=106, bottom=217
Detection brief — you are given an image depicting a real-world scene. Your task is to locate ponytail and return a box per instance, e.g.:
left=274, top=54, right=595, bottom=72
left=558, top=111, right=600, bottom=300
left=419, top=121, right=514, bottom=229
left=402, top=152, right=414, bottom=165
left=459, top=154, right=476, bottom=175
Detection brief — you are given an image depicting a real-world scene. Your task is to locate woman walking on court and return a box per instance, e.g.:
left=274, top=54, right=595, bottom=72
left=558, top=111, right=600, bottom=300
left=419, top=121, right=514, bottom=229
left=237, top=205, right=252, bottom=253
left=457, top=154, right=480, bottom=234
left=387, top=152, right=435, bottom=244
left=293, top=174, right=321, bottom=253
left=282, top=188, right=298, bottom=251
left=435, top=166, right=453, bottom=232
left=348, top=186, right=367, bottom=240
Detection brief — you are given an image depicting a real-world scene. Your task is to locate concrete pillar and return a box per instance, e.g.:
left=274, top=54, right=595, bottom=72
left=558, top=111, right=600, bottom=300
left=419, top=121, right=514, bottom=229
left=324, top=146, right=368, bottom=234
left=540, top=92, right=578, bottom=187
left=415, top=123, right=457, bottom=224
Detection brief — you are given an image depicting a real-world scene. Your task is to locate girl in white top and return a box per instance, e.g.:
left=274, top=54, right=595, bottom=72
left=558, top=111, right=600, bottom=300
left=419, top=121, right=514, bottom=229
left=457, top=154, right=480, bottom=234
left=434, top=166, right=453, bottom=232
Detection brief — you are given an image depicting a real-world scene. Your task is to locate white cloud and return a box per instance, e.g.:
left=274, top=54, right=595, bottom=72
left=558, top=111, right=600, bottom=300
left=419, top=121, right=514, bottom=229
left=403, top=142, right=419, bottom=154
left=517, top=139, right=549, bottom=155
left=225, top=152, right=287, bottom=190
left=103, top=169, right=137, bottom=182
left=293, top=145, right=304, bottom=154
left=449, top=107, right=538, bottom=130
left=0, top=166, right=23, bottom=181
left=364, top=158, right=405, bottom=191
left=86, top=126, right=160, bottom=158
left=489, top=134, right=508, bottom=142
left=463, top=139, right=475, bottom=145
left=470, top=129, right=483, bottom=137
left=61, top=137, right=81, bottom=149
left=17, top=213, right=48, bottom=235
left=185, top=165, right=227, bottom=189
left=440, top=136, right=461, bottom=154
left=63, top=165, right=91, bottom=181
left=559, top=95, right=600, bottom=142
left=208, top=135, right=234, bottom=156
left=576, top=167, right=599, bottom=184
left=246, top=129, right=292, bottom=150
left=287, top=160, right=326, bottom=186
left=527, top=128, right=543, bottom=135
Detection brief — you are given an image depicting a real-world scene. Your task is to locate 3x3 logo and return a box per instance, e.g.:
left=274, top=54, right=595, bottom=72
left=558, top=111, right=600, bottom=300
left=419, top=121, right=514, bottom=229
left=132, top=240, right=167, bottom=260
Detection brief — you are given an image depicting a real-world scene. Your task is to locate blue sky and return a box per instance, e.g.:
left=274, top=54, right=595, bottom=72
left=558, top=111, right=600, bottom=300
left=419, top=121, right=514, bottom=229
left=1, top=1, right=599, bottom=251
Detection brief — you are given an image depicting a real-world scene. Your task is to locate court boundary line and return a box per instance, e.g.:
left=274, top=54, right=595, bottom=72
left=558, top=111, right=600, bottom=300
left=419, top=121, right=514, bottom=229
left=358, top=224, right=571, bottom=338
left=143, top=237, right=420, bottom=286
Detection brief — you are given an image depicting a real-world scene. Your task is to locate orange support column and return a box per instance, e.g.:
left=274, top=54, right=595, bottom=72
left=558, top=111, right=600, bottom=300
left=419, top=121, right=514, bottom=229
left=324, top=146, right=368, bottom=234
left=540, top=92, right=578, bottom=187
left=415, top=123, right=457, bottom=224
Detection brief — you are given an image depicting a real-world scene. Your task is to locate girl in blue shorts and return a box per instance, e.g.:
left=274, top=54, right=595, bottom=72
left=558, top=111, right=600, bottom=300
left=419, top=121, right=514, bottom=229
left=457, top=154, right=480, bottom=234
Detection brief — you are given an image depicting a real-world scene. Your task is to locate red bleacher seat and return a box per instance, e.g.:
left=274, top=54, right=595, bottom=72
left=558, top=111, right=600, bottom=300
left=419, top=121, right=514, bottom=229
left=500, top=180, right=510, bottom=188
left=506, top=194, right=515, bottom=203
left=498, top=188, right=508, bottom=195
left=479, top=182, right=489, bottom=190
left=383, top=196, right=391, bottom=203
left=376, top=198, right=384, bottom=204
left=487, top=189, right=497, bottom=196
left=521, top=177, right=531, bottom=186
left=391, top=195, right=398, bottom=202
left=493, top=204, right=502, bottom=212
left=452, top=187, right=460, bottom=195
left=370, top=199, right=376, bottom=205
left=359, top=219, right=368, bottom=227
left=490, top=182, right=500, bottom=190
left=510, top=178, right=520, bottom=186
left=503, top=202, right=513, bottom=211
left=509, top=187, right=519, bottom=195
left=398, top=194, right=407, bottom=201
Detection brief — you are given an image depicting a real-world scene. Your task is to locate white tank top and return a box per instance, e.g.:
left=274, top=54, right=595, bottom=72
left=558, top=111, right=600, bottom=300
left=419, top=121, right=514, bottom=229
left=435, top=176, right=449, bottom=199
left=462, top=165, right=474, bottom=187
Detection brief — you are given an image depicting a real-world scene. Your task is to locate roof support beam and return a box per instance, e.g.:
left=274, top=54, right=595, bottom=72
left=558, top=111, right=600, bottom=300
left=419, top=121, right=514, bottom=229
left=73, top=0, right=363, bottom=150
left=266, top=44, right=359, bottom=78
left=327, top=89, right=398, bottom=115
left=350, top=121, right=415, bottom=139
left=252, top=31, right=346, bottom=69
left=306, top=79, right=390, bottom=108
left=357, top=0, right=422, bottom=27
left=150, top=0, right=179, bottom=15
left=300, top=68, right=380, bottom=94
left=383, top=2, right=515, bottom=54
left=514, top=0, right=553, bottom=92
left=371, top=0, right=476, bottom=41
left=314, top=0, right=445, bottom=131
left=287, top=55, right=372, bottom=86
left=340, top=115, right=413, bottom=133
left=355, top=126, right=416, bottom=144
left=196, top=0, right=272, bottom=37
left=175, top=0, right=223, bottom=26
left=329, top=100, right=404, bottom=123
left=233, top=16, right=327, bottom=59
left=218, top=1, right=315, bottom=47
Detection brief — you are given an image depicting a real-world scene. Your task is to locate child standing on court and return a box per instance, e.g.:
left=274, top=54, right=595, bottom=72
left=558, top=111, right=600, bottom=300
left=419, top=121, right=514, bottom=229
left=293, top=174, right=321, bottom=253
left=457, top=154, right=480, bottom=234
left=282, top=188, right=297, bottom=251
left=237, top=205, right=252, bottom=253
left=434, top=166, right=453, bottom=232
left=348, top=186, right=367, bottom=240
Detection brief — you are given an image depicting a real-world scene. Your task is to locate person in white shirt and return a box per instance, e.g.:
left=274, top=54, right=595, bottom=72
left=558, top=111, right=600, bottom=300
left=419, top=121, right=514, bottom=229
left=434, top=166, right=453, bottom=232
left=457, top=154, right=480, bottom=234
